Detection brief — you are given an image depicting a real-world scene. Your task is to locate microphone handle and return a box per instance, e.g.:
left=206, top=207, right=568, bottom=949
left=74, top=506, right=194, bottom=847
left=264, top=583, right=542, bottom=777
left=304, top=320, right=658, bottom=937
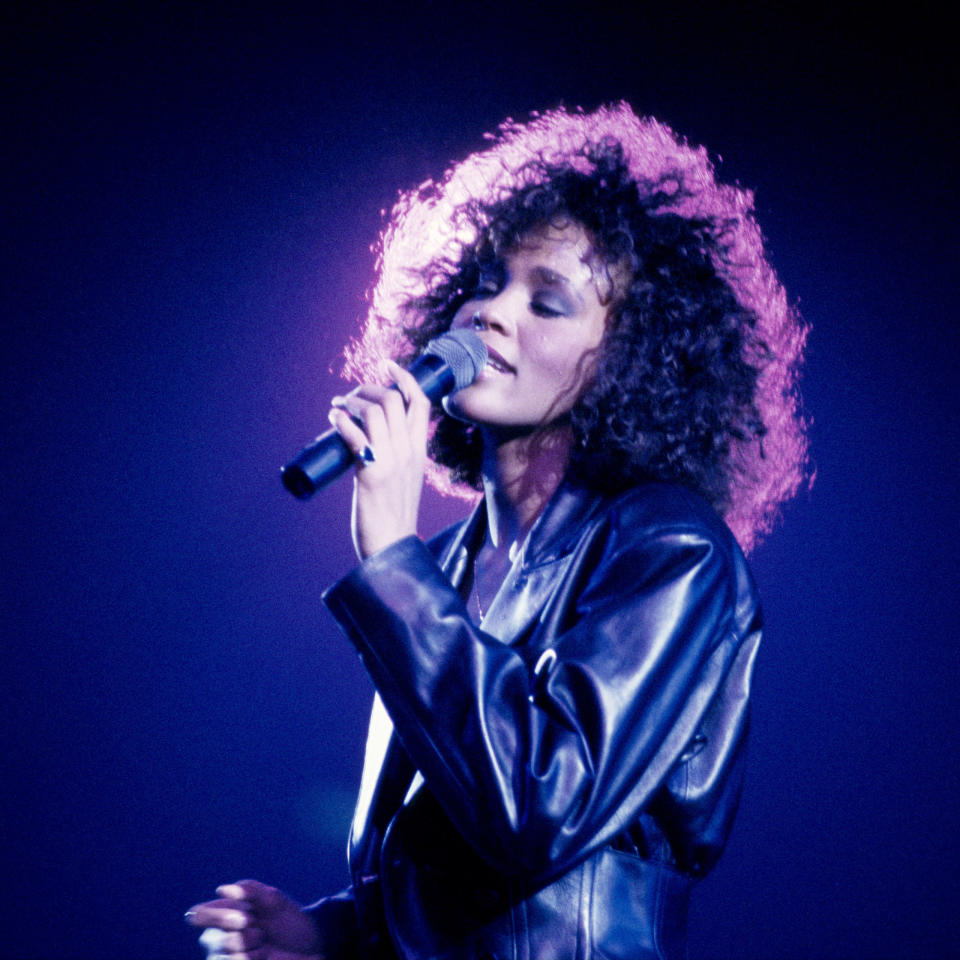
left=281, top=354, right=453, bottom=499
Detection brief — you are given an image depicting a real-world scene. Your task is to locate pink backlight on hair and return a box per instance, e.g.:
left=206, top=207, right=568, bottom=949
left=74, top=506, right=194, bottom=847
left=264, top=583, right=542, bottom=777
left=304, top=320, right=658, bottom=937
left=343, top=103, right=808, bottom=552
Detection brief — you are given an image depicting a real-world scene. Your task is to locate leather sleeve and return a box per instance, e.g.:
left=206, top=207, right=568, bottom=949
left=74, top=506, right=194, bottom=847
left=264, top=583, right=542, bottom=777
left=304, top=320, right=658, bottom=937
left=323, top=505, right=748, bottom=883
left=302, top=888, right=362, bottom=958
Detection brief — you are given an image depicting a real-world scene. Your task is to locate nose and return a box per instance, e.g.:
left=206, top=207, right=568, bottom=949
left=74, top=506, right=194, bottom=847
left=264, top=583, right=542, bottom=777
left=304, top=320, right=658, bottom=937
left=470, top=299, right=513, bottom=337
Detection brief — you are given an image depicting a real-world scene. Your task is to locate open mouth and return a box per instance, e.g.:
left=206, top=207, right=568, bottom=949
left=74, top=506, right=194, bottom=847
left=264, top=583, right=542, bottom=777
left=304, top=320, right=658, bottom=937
left=484, top=346, right=515, bottom=374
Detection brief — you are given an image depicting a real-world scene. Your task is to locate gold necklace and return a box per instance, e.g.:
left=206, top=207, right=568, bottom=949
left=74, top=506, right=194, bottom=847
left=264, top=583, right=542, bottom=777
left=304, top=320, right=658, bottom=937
left=473, top=536, right=526, bottom=622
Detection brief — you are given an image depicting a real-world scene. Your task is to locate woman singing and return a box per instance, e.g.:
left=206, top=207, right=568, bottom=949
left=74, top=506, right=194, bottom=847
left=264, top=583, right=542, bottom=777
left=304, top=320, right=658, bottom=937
left=187, top=103, right=808, bottom=959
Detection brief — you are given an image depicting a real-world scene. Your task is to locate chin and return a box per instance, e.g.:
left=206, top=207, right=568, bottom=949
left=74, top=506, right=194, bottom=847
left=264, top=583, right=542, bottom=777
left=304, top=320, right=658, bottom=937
left=443, top=388, right=501, bottom=424
left=441, top=393, right=475, bottom=424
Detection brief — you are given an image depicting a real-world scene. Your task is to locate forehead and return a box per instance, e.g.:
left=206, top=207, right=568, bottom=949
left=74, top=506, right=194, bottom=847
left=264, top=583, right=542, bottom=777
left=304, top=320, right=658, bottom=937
left=504, top=222, right=599, bottom=286
left=508, top=221, right=595, bottom=266
left=505, top=221, right=621, bottom=303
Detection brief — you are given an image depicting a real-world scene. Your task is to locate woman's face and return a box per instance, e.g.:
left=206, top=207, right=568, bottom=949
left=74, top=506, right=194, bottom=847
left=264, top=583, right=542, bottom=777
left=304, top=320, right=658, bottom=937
left=446, top=221, right=610, bottom=434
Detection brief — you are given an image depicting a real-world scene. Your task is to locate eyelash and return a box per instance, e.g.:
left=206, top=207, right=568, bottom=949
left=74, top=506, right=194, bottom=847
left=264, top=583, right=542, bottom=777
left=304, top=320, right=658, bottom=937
left=474, top=282, right=565, bottom=318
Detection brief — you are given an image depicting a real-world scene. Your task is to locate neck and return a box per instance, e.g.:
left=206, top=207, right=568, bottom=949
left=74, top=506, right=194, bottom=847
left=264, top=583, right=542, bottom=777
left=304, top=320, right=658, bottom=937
left=479, top=424, right=572, bottom=553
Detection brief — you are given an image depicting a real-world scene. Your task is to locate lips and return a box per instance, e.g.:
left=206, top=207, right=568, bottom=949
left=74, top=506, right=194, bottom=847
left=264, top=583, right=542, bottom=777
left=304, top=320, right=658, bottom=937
left=484, top=345, right=515, bottom=374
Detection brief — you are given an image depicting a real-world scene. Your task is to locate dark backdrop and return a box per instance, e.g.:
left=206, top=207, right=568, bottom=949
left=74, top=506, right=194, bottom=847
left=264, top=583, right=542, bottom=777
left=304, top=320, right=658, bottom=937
left=3, top=4, right=957, bottom=959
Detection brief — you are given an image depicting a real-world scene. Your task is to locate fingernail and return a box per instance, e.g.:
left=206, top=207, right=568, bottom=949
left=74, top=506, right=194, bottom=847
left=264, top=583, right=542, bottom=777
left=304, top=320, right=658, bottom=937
left=183, top=910, right=196, bottom=924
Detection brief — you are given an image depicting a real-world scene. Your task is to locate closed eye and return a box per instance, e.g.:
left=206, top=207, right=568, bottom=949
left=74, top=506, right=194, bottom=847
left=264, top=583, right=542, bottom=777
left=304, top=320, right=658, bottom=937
left=531, top=297, right=569, bottom=317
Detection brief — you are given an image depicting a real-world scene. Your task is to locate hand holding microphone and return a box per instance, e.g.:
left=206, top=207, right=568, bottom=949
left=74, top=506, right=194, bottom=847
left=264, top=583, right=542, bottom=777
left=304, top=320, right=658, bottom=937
left=281, top=329, right=487, bottom=499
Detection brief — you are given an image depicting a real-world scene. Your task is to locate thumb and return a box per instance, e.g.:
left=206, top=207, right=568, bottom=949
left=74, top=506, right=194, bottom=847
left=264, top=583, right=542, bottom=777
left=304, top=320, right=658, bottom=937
left=217, top=879, right=293, bottom=915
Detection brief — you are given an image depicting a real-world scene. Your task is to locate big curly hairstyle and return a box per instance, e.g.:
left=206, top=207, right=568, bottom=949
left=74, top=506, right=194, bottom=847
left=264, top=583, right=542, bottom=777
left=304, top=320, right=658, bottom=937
left=343, top=103, right=808, bottom=552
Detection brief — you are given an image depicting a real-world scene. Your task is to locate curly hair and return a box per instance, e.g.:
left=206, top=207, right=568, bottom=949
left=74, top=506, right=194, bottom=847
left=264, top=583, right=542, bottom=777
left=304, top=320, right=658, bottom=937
left=343, top=103, right=808, bottom=552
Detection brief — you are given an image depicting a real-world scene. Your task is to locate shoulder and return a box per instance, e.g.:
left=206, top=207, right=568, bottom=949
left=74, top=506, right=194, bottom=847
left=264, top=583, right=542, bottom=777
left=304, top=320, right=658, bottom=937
left=578, top=482, right=739, bottom=556
left=574, top=483, right=757, bottom=613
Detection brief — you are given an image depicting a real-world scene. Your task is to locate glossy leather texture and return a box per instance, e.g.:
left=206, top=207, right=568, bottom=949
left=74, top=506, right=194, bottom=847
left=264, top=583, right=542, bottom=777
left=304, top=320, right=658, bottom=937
left=311, top=481, right=762, bottom=959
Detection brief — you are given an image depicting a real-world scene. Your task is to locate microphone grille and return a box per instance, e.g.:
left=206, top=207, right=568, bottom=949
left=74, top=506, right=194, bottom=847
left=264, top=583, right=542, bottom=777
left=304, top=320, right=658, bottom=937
left=424, top=329, right=488, bottom=390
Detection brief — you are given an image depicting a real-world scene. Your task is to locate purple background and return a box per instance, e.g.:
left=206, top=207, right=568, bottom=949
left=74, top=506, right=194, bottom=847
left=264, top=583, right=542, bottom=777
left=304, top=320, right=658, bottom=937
left=3, top=4, right=957, bottom=959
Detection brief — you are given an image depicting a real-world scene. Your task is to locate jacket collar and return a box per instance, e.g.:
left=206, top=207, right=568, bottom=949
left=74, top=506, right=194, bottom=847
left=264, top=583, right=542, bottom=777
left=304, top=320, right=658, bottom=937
left=523, top=478, right=608, bottom=567
left=437, top=476, right=608, bottom=582
left=433, top=478, right=608, bottom=645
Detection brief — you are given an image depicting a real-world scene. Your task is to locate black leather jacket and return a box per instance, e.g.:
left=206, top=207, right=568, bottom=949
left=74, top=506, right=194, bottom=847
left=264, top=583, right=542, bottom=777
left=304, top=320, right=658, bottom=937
left=309, top=481, right=762, bottom=959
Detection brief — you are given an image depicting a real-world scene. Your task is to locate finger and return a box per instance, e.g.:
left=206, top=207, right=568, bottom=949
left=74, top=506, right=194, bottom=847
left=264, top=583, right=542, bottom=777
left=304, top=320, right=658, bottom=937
left=212, top=927, right=265, bottom=953
left=386, top=364, right=431, bottom=449
left=332, top=382, right=400, bottom=415
left=215, top=883, right=252, bottom=901
left=329, top=394, right=386, bottom=444
left=356, top=382, right=428, bottom=456
left=220, top=879, right=292, bottom=917
left=384, top=361, right=413, bottom=409
left=386, top=361, right=429, bottom=414
left=337, top=385, right=408, bottom=443
left=186, top=903, right=251, bottom=930
left=199, top=927, right=229, bottom=953
left=328, top=408, right=375, bottom=462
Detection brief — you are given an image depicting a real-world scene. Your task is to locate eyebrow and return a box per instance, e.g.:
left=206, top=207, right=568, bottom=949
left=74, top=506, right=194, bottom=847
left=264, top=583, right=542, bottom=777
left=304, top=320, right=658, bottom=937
left=529, top=266, right=585, bottom=307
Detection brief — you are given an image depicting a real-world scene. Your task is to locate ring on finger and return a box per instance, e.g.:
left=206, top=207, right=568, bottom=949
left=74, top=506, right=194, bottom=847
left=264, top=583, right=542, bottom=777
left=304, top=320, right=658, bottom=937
left=356, top=444, right=376, bottom=466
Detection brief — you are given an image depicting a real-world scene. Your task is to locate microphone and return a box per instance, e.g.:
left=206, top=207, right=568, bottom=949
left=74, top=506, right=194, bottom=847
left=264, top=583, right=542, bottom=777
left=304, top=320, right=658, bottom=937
left=281, top=329, right=487, bottom=499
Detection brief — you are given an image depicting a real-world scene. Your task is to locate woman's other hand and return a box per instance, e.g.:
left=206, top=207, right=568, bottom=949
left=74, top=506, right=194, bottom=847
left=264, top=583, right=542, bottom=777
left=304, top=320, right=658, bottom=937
left=185, top=879, right=322, bottom=960
left=327, top=360, right=431, bottom=560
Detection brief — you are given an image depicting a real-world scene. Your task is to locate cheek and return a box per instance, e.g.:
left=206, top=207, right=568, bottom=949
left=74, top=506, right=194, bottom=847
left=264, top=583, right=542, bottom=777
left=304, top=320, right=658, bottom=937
left=535, top=338, right=599, bottom=387
left=529, top=331, right=573, bottom=373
